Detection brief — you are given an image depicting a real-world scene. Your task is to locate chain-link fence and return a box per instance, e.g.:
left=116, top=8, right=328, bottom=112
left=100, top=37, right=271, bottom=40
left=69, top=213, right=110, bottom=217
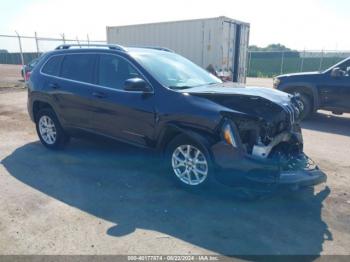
left=0, top=33, right=106, bottom=65
left=247, top=50, right=350, bottom=78
left=1, top=33, right=350, bottom=87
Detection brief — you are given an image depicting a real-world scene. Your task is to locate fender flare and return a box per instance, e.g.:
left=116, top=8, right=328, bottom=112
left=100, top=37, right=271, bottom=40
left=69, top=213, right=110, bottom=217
left=30, top=94, right=64, bottom=124
left=156, top=123, right=216, bottom=158
left=279, top=82, right=319, bottom=111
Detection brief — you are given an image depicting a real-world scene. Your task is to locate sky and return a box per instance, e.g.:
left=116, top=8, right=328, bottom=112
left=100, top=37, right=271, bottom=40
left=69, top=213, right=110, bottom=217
left=1, top=0, right=350, bottom=51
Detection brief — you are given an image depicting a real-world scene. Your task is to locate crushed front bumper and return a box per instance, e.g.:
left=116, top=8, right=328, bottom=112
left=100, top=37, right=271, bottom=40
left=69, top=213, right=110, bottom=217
left=278, top=168, right=327, bottom=189
left=211, top=141, right=327, bottom=190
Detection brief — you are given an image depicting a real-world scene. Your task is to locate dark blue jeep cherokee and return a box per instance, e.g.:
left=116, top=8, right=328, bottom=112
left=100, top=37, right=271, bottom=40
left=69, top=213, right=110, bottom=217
left=27, top=44, right=326, bottom=192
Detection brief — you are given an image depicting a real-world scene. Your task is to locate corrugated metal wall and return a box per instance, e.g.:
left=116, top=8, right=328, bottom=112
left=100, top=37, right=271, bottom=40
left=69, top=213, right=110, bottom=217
left=107, top=17, right=249, bottom=83
left=238, top=24, right=250, bottom=83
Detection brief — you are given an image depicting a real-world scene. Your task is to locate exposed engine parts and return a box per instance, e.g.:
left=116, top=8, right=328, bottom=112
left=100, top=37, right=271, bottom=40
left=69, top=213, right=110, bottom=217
left=252, top=132, right=292, bottom=158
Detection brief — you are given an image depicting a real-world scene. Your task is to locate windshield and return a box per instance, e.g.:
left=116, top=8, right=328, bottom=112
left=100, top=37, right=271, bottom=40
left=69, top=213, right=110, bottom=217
left=130, top=49, right=222, bottom=89
left=324, top=57, right=350, bottom=73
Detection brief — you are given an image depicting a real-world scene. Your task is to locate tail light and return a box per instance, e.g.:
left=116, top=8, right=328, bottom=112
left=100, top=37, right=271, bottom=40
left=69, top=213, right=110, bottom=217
left=25, top=71, right=31, bottom=81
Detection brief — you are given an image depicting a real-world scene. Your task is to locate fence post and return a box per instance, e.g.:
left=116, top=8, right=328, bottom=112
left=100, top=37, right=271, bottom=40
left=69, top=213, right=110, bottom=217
left=76, top=36, right=81, bottom=47
left=34, top=32, right=40, bottom=56
left=15, top=31, right=25, bottom=69
left=61, top=33, right=66, bottom=44
left=280, top=51, right=285, bottom=74
left=300, top=49, right=305, bottom=72
left=247, top=51, right=251, bottom=77
left=319, top=50, right=324, bottom=71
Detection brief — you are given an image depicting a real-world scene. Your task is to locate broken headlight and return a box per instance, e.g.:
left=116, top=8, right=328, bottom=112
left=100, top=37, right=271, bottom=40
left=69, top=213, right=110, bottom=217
left=221, top=121, right=238, bottom=148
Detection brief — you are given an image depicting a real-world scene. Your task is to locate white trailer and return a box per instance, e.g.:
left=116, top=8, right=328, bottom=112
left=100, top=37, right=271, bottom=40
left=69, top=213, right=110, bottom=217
left=106, top=16, right=250, bottom=83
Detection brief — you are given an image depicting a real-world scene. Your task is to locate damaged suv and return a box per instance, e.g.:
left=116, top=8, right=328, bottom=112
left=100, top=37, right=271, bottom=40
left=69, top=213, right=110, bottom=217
left=27, top=44, right=326, bottom=192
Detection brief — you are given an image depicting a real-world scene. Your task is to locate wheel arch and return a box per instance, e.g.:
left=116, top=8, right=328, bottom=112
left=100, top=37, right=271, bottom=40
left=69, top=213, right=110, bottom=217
left=32, top=100, right=55, bottom=122
left=280, top=83, right=319, bottom=111
left=156, top=124, right=217, bottom=158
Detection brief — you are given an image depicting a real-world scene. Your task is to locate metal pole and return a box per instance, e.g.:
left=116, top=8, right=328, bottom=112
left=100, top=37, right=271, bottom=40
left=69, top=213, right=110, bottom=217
left=319, top=50, right=324, bottom=71
left=300, top=49, right=305, bottom=72
left=15, top=31, right=25, bottom=68
left=247, top=51, right=252, bottom=77
left=76, top=36, right=81, bottom=47
left=280, top=51, right=285, bottom=74
left=34, top=32, right=40, bottom=56
left=61, top=33, right=66, bottom=44
left=87, top=34, right=90, bottom=46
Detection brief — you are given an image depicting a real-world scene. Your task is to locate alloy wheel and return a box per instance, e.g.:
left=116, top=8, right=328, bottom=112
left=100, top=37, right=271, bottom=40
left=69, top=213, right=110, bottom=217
left=171, top=145, right=208, bottom=186
left=38, top=115, right=57, bottom=145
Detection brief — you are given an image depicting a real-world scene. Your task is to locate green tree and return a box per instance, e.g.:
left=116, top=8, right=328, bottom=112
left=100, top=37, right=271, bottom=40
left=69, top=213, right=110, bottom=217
left=249, top=44, right=295, bottom=52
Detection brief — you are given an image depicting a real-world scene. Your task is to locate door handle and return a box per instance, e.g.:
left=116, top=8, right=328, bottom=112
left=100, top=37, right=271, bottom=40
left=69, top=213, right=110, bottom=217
left=49, top=83, right=60, bottom=89
left=92, top=91, right=107, bottom=98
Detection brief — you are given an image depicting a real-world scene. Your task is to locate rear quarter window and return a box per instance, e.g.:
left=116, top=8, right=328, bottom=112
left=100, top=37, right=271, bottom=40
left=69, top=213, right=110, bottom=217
left=41, top=55, right=64, bottom=76
left=61, top=54, right=96, bottom=83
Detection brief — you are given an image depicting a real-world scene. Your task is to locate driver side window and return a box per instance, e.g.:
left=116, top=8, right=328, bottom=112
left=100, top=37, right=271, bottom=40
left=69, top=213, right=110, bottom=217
left=98, top=54, right=142, bottom=90
left=346, top=66, right=350, bottom=77
left=338, top=60, right=350, bottom=77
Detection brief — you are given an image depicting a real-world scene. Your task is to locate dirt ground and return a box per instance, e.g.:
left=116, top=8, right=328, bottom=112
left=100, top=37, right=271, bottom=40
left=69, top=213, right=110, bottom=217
left=0, top=68, right=350, bottom=256
left=0, top=64, right=24, bottom=88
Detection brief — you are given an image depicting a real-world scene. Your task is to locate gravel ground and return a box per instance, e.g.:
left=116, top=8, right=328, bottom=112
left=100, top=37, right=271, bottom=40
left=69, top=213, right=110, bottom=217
left=0, top=64, right=24, bottom=88
left=0, top=72, right=349, bottom=256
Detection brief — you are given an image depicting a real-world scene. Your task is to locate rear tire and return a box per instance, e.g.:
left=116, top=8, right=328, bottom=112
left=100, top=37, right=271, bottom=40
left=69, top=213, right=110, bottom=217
left=35, top=108, right=69, bottom=150
left=165, top=135, right=215, bottom=190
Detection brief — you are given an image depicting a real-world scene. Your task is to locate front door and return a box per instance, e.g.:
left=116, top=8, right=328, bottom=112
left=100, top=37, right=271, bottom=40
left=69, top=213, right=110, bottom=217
left=319, top=60, right=350, bottom=111
left=89, top=54, right=155, bottom=147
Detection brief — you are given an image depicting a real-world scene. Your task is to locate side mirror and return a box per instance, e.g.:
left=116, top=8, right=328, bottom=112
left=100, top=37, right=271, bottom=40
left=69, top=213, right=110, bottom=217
left=331, top=67, right=342, bottom=77
left=124, top=78, right=151, bottom=92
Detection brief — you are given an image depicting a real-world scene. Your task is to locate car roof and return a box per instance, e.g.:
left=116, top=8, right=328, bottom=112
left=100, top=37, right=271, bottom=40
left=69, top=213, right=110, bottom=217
left=52, top=44, right=173, bottom=55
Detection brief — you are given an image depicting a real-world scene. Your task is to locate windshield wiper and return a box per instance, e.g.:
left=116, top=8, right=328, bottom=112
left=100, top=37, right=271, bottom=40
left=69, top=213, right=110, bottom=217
left=206, top=82, right=221, bottom=86
left=169, top=82, right=221, bottom=90
left=168, top=85, right=193, bottom=90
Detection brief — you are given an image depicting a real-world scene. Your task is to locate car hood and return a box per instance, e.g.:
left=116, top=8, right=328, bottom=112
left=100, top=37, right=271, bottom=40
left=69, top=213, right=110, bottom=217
left=179, top=83, right=296, bottom=122
left=277, top=71, right=321, bottom=78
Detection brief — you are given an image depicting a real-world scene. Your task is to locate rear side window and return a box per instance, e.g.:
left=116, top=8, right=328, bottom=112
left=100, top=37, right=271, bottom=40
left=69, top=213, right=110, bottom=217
left=41, top=55, right=63, bottom=76
left=61, top=54, right=96, bottom=83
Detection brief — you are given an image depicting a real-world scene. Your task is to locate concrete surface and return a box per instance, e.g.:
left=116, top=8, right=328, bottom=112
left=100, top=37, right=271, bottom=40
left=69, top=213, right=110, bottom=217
left=0, top=88, right=350, bottom=256
left=247, top=77, right=274, bottom=88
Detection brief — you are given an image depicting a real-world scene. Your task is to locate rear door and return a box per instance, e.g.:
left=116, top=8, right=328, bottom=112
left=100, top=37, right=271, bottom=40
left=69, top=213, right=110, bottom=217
left=41, top=53, right=96, bottom=128
left=57, top=53, right=97, bottom=128
left=89, top=53, right=156, bottom=147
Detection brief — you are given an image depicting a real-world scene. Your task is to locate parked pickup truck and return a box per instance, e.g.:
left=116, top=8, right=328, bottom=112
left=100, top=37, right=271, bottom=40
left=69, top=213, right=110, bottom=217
left=273, top=57, right=350, bottom=119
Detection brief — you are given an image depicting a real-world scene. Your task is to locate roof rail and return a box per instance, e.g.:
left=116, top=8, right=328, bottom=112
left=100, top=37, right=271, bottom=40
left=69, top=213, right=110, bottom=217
left=55, top=44, right=127, bottom=52
left=127, top=45, right=174, bottom=52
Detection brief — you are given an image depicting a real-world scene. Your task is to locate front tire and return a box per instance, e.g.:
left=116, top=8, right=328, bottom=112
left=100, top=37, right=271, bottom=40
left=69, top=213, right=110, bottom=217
left=165, top=135, right=214, bottom=190
left=298, top=93, right=313, bottom=120
left=35, top=108, right=69, bottom=149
